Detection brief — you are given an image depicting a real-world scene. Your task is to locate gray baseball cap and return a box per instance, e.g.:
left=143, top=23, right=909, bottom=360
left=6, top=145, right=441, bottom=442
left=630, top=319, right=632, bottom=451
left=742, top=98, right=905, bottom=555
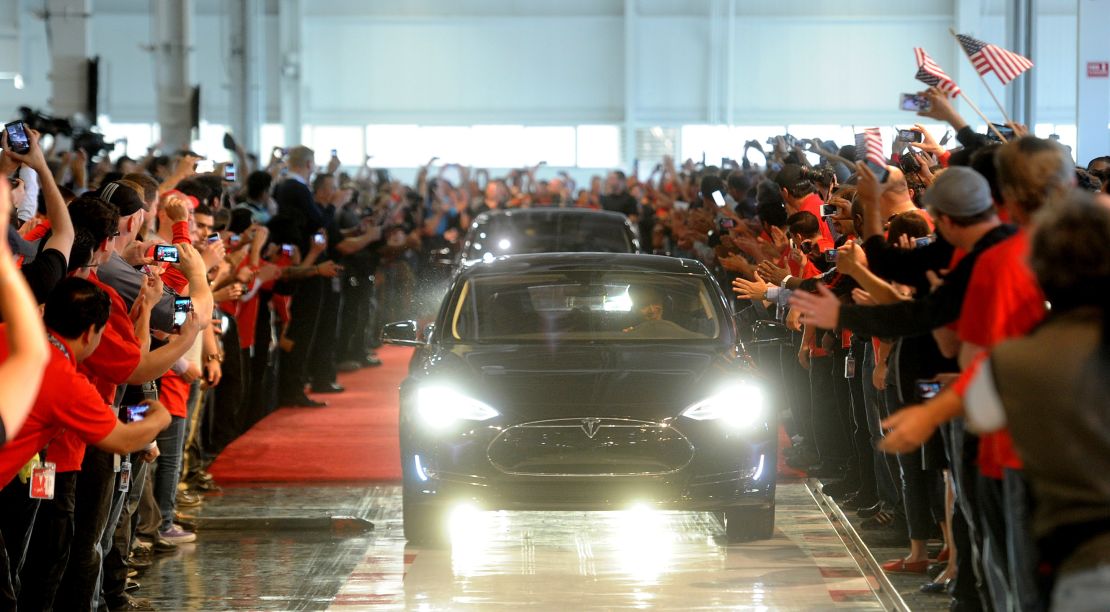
left=923, top=166, right=994, bottom=217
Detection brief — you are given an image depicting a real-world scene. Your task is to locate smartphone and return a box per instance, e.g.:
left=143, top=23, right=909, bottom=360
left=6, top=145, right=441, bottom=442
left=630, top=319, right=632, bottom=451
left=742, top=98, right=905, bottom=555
left=916, top=379, right=943, bottom=401
left=988, top=123, right=1016, bottom=142
left=195, top=159, right=215, bottom=174
left=223, top=132, right=237, bottom=150
left=821, top=203, right=839, bottom=217
left=914, top=235, right=935, bottom=248
left=207, top=233, right=220, bottom=244
left=720, top=157, right=731, bottom=168
left=900, top=93, right=931, bottom=112
left=4, top=121, right=31, bottom=154
left=313, top=232, right=326, bottom=246
left=229, top=234, right=241, bottom=247
left=673, top=201, right=690, bottom=212
left=823, top=249, right=837, bottom=262
left=330, top=149, right=338, bottom=158
left=125, top=405, right=149, bottom=423
left=173, top=297, right=192, bottom=330
left=153, top=245, right=180, bottom=263
left=898, top=129, right=924, bottom=143
left=224, top=163, right=236, bottom=182
left=719, top=218, right=736, bottom=230
left=280, top=244, right=294, bottom=256
left=711, top=190, right=727, bottom=208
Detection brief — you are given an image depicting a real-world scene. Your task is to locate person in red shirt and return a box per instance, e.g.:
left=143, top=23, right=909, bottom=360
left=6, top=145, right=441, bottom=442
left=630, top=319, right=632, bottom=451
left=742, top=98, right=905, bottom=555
left=773, top=164, right=835, bottom=244
left=0, top=278, right=170, bottom=610
left=879, top=136, right=1074, bottom=610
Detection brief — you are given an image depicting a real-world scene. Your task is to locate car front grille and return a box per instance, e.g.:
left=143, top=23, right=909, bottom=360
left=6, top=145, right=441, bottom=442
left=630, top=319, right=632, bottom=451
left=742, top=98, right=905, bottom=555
left=486, top=418, right=694, bottom=477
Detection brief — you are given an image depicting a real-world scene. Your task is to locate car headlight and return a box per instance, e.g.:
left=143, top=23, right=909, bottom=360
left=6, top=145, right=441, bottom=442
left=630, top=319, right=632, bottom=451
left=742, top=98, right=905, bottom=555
left=415, top=385, right=499, bottom=428
left=680, top=382, right=765, bottom=429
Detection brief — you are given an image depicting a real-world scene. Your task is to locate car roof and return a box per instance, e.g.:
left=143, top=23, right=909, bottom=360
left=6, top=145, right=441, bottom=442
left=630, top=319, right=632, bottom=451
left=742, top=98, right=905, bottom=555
left=459, top=252, right=709, bottom=276
left=472, top=208, right=630, bottom=224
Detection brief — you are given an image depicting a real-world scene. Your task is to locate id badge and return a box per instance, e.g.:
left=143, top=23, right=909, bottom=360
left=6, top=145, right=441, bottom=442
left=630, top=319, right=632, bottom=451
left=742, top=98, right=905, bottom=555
left=844, top=355, right=857, bottom=379
left=118, top=461, right=131, bottom=493
left=30, top=462, right=56, bottom=500
left=113, top=453, right=121, bottom=473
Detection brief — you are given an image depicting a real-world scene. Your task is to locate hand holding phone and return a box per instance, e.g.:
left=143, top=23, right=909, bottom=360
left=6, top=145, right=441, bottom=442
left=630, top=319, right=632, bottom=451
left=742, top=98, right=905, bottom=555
left=3, top=121, right=31, bottom=154
left=154, top=245, right=180, bottom=263
left=124, top=405, right=150, bottom=423
left=313, top=232, right=326, bottom=246
left=711, top=190, right=727, bottom=208
left=172, top=297, right=193, bottom=331
left=820, top=203, right=839, bottom=217
left=897, top=129, right=925, bottom=143
left=900, top=93, right=931, bottom=112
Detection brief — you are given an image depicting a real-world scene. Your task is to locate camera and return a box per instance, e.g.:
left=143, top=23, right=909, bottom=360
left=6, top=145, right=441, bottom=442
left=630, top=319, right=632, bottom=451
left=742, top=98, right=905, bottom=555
left=899, top=153, right=922, bottom=175
left=17, top=107, right=114, bottom=157
left=799, top=166, right=835, bottom=186
left=153, top=245, right=180, bottom=263
left=824, top=248, right=838, bottom=262
left=916, top=379, right=943, bottom=401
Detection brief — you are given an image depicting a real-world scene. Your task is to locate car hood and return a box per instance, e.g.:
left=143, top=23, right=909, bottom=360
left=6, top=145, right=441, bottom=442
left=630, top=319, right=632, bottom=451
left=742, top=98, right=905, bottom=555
left=414, top=343, right=744, bottom=422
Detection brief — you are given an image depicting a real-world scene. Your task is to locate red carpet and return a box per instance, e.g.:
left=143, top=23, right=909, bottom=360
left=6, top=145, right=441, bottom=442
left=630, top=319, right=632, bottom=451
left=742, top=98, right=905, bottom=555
left=208, top=346, right=412, bottom=484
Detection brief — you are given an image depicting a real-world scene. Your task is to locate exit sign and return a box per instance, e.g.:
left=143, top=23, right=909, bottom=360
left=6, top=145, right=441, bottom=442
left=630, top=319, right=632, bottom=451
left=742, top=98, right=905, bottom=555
left=1088, top=61, right=1110, bottom=78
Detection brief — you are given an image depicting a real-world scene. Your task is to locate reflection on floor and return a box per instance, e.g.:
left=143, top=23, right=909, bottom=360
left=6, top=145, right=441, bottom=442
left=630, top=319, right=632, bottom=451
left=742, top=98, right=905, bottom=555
left=333, top=483, right=880, bottom=610
left=136, top=483, right=881, bottom=610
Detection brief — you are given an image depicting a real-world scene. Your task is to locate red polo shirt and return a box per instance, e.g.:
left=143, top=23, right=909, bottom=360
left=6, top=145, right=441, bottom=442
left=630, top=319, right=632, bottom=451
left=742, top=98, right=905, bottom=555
left=49, top=272, right=144, bottom=473
left=0, top=327, right=118, bottom=486
left=797, top=193, right=835, bottom=244
left=953, top=230, right=1046, bottom=478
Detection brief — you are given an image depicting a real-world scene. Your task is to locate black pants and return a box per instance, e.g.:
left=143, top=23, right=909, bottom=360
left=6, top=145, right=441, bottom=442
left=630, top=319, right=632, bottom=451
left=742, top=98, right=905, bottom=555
left=0, top=476, right=40, bottom=610
left=55, top=446, right=116, bottom=611
left=885, top=386, right=944, bottom=540
left=279, top=277, right=325, bottom=401
left=17, top=470, right=77, bottom=611
left=308, top=280, right=341, bottom=387
left=846, top=340, right=877, bottom=499
left=338, top=273, right=373, bottom=362
left=200, top=317, right=246, bottom=463
left=810, top=354, right=850, bottom=467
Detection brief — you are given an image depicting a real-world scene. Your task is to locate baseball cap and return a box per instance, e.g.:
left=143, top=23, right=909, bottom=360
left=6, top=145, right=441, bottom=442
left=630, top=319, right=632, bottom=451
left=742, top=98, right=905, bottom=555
left=923, top=166, right=993, bottom=218
left=95, top=181, right=145, bottom=217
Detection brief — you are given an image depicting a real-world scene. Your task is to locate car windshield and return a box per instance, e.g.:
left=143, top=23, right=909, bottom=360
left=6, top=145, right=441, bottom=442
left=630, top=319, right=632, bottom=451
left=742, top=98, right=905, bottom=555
left=449, top=270, right=723, bottom=342
left=463, top=215, right=633, bottom=262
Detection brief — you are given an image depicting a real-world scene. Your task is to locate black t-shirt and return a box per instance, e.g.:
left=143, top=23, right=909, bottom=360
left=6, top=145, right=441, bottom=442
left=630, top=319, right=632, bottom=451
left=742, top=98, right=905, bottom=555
left=22, top=248, right=66, bottom=304
left=600, top=193, right=638, bottom=217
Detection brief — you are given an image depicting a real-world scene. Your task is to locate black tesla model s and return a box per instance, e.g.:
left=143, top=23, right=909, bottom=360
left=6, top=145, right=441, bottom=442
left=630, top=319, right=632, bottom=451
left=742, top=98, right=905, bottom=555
left=383, top=253, right=776, bottom=544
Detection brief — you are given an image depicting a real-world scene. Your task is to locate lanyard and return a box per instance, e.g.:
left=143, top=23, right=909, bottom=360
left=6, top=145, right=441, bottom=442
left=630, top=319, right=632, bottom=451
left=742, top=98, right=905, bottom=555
left=46, top=332, right=70, bottom=361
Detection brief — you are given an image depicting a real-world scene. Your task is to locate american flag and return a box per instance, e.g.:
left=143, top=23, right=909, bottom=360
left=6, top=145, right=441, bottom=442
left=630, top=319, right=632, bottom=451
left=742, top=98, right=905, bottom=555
left=914, top=48, right=961, bottom=97
left=855, top=129, right=886, bottom=170
left=956, top=33, right=1033, bottom=85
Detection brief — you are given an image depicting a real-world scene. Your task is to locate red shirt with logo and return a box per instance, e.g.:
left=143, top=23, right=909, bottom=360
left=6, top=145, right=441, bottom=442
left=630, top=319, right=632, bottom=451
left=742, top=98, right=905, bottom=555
left=0, top=327, right=118, bottom=485
left=954, top=230, right=1046, bottom=478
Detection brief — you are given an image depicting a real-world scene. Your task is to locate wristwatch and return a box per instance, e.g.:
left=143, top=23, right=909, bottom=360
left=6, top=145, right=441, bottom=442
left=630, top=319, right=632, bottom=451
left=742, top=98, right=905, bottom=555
left=780, top=274, right=794, bottom=289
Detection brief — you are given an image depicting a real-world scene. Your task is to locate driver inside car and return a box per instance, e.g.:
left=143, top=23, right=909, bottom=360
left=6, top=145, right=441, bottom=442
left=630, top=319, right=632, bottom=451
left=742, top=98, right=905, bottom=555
left=622, top=286, right=702, bottom=339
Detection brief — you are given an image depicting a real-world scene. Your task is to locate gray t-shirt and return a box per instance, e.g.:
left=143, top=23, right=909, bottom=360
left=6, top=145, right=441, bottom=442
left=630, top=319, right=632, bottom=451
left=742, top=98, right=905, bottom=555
left=97, top=252, right=178, bottom=333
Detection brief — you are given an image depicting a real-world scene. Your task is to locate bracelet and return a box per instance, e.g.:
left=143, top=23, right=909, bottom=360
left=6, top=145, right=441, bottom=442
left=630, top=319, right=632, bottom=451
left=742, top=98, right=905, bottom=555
left=780, top=274, right=794, bottom=289
left=205, top=353, right=223, bottom=363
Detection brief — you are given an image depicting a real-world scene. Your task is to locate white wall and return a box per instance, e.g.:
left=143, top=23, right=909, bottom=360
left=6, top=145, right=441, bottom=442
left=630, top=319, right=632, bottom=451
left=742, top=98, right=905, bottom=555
left=0, top=0, right=1089, bottom=163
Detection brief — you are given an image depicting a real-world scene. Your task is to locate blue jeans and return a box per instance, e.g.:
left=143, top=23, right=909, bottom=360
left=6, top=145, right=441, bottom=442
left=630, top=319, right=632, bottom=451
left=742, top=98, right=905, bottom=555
left=153, top=415, right=187, bottom=532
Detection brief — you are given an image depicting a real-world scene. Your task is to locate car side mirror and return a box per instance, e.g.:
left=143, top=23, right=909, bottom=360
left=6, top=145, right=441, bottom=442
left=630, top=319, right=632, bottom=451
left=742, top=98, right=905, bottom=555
left=381, top=320, right=425, bottom=347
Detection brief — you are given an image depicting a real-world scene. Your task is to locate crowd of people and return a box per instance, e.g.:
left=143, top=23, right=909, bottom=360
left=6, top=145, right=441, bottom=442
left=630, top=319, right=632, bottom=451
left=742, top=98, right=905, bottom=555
left=0, top=79, right=1109, bottom=611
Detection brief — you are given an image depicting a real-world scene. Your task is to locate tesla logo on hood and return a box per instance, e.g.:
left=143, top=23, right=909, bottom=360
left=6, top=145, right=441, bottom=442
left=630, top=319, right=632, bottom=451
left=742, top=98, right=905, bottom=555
left=581, top=418, right=602, bottom=439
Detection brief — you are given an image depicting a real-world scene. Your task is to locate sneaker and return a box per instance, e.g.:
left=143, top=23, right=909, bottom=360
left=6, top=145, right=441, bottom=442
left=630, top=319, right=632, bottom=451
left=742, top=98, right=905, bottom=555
left=159, top=525, right=196, bottom=544
left=152, top=537, right=178, bottom=553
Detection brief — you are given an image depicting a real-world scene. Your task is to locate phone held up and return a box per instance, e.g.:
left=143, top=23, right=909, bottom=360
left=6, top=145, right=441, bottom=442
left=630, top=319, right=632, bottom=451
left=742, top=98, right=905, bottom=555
left=172, top=297, right=193, bottom=331
left=711, top=190, right=727, bottom=208
left=916, top=379, right=943, bottom=401
left=153, top=245, right=180, bottom=263
left=897, top=129, right=924, bottom=143
left=900, top=93, right=931, bottom=112
left=820, top=203, right=839, bottom=217
left=3, top=121, right=31, bottom=154
left=224, top=163, right=236, bottom=182
left=123, top=405, right=149, bottom=423
left=313, top=232, right=326, bottom=246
